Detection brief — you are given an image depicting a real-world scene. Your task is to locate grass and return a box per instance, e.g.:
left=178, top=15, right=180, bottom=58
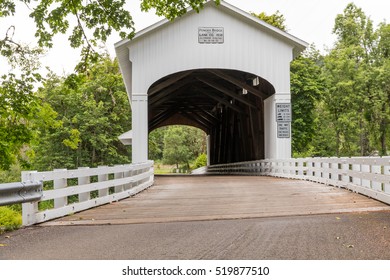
left=153, top=164, right=192, bottom=174
left=154, top=164, right=176, bottom=174
left=0, top=207, right=22, bottom=234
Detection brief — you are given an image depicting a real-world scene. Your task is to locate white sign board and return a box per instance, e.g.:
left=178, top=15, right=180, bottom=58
left=276, top=103, right=291, bottom=122
left=277, top=122, right=290, bottom=138
left=198, top=27, right=224, bottom=44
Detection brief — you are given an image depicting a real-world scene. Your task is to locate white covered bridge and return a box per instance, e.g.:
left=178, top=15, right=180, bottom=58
left=115, top=1, right=307, bottom=164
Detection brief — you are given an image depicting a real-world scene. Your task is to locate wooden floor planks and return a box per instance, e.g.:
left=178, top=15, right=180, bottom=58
left=42, top=175, right=390, bottom=226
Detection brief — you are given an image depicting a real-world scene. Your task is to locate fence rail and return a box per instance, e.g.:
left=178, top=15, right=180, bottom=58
left=0, top=181, right=43, bottom=206
left=21, top=161, right=154, bottom=226
left=206, top=157, right=390, bottom=205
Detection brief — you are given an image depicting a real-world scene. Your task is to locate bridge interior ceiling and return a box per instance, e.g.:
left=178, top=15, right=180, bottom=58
left=148, top=69, right=275, bottom=164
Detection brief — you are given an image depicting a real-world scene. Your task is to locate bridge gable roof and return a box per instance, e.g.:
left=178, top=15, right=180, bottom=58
left=115, top=1, right=308, bottom=54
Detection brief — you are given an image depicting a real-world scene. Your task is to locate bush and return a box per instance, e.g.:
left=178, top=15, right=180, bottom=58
left=193, top=153, right=207, bottom=169
left=0, top=164, right=22, bottom=183
left=0, top=207, right=22, bottom=234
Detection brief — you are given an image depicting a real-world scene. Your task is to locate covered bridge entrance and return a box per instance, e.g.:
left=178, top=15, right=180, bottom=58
left=115, top=1, right=307, bottom=163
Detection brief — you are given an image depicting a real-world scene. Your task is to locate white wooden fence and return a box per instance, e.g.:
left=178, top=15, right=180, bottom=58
left=207, top=157, right=390, bottom=205
left=21, top=161, right=154, bottom=226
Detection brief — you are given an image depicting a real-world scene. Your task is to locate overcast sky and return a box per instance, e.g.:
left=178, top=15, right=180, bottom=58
left=1, top=0, right=390, bottom=75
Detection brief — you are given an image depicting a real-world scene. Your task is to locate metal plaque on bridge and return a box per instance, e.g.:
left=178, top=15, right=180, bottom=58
left=277, top=122, right=290, bottom=138
left=276, top=103, right=291, bottom=122
left=198, top=27, right=224, bottom=44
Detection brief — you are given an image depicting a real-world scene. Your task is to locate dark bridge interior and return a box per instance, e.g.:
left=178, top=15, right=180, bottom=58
left=148, top=69, right=275, bottom=165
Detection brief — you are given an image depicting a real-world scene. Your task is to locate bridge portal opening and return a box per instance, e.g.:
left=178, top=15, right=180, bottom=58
left=148, top=69, right=275, bottom=165
left=149, top=125, right=207, bottom=173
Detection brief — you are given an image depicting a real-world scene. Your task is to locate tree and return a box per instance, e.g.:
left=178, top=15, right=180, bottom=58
left=0, top=32, right=44, bottom=169
left=321, top=3, right=376, bottom=156
left=149, top=127, right=166, bottom=161
left=373, top=23, right=390, bottom=155
left=32, top=56, right=131, bottom=170
left=141, top=0, right=220, bottom=20
left=162, top=126, right=206, bottom=169
left=290, top=45, right=325, bottom=156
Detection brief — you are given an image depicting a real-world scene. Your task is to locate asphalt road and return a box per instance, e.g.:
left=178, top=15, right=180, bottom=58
left=2, top=211, right=390, bottom=260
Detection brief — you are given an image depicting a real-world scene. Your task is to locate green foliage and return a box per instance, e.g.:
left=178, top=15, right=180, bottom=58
left=319, top=3, right=377, bottom=156
left=251, top=10, right=287, bottom=31
left=0, top=164, right=21, bottom=183
left=149, top=127, right=166, bottom=161
left=162, top=126, right=191, bottom=168
left=151, top=126, right=206, bottom=169
left=194, top=153, right=207, bottom=168
left=0, top=26, right=44, bottom=170
left=32, top=56, right=132, bottom=170
left=0, top=206, right=22, bottom=234
left=289, top=3, right=390, bottom=157
left=291, top=46, right=325, bottom=155
left=141, top=0, right=220, bottom=20
left=1, top=0, right=135, bottom=72
left=0, top=73, right=39, bottom=170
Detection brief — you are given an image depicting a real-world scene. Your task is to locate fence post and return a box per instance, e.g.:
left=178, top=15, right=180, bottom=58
left=385, top=162, right=390, bottom=193
left=352, top=160, right=361, bottom=186
left=123, top=166, right=133, bottom=190
left=114, top=165, right=124, bottom=193
left=290, top=159, right=296, bottom=177
left=98, top=166, right=109, bottom=197
left=21, top=171, right=38, bottom=226
left=314, top=160, right=321, bottom=181
left=330, top=159, right=338, bottom=183
left=78, top=167, right=90, bottom=202
left=361, top=161, right=371, bottom=189
left=297, top=160, right=303, bottom=177
left=341, top=160, right=349, bottom=185
left=307, top=158, right=314, bottom=178
left=53, top=169, right=67, bottom=208
left=371, top=160, right=382, bottom=191
left=322, top=160, right=330, bottom=184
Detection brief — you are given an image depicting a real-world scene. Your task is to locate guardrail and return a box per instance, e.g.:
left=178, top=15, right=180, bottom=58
left=21, top=161, right=154, bottom=226
left=0, top=181, right=43, bottom=206
left=206, top=157, right=390, bottom=205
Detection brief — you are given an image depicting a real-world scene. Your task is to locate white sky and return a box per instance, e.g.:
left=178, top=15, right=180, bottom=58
left=1, top=0, right=390, bottom=75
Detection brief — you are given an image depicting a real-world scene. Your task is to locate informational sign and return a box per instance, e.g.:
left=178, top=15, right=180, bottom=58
left=198, top=27, right=224, bottom=44
left=276, top=103, right=291, bottom=122
left=277, top=122, right=290, bottom=138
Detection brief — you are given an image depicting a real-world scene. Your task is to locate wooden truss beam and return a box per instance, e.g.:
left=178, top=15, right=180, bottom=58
left=192, top=86, right=244, bottom=113
left=148, top=71, right=193, bottom=96
left=208, top=69, right=268, bottom=99
left=197, top=77, right=257, bottom=109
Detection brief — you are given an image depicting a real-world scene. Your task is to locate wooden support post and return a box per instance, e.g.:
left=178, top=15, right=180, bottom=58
left=361, top=164, right=371, bottom=189
left=385, top=163, right=390, bottom=193
left=54, top=169, right=67, bottom=208
left=341, top=162, right=349, bottom=184
left=114, top=165, right=124, bottom=193
left=78, top=167, right=90, bottom=202
left=371, top=164, right=382, bottom=191
left=352, top=163, right=361, bottom=186
left=98, top=166, right=109, bottom=197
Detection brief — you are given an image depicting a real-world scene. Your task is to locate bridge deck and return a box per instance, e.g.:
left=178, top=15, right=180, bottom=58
left=42, top=175, right=390, bottom=226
